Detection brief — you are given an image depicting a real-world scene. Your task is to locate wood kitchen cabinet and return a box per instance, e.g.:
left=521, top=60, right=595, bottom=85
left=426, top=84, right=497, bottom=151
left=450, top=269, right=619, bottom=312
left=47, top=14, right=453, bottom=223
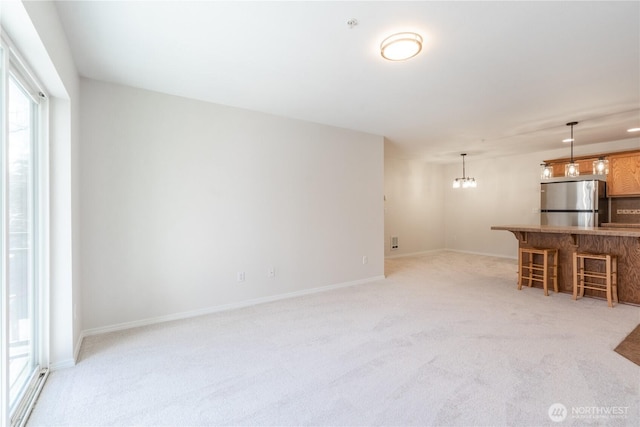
left=545, top=150, right=640, bottom=194
left=608, top=152, right=640, bottom=196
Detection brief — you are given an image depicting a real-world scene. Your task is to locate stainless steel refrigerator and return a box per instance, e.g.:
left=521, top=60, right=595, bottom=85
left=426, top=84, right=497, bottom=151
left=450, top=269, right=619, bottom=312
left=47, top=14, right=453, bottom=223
left=540, top=179, right=607, bottom=227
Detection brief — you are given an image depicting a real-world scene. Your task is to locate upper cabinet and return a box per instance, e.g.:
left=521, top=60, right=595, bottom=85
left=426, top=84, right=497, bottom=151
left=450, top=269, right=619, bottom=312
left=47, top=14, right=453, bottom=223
left=545, top=149, right=640, bottom=197
left=609, top=152, right=640, bottom=197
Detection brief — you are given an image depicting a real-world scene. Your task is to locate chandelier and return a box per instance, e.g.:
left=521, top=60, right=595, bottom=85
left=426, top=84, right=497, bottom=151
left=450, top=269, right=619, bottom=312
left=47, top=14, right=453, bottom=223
left=452, top=153, right=477, bottom=189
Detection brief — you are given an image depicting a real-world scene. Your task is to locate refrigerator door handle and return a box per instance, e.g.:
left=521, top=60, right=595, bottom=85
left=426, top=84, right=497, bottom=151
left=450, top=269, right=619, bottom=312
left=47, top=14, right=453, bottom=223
left=541, top=209, right=597, bottom=213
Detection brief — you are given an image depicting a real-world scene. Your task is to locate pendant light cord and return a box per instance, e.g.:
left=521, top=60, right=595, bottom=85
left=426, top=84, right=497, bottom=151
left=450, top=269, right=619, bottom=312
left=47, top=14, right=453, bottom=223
left=567, top=121, right=578, bottom=163
left=570, top=124, right=574, bottom=162
left=462, top=154, right=466, bottom=178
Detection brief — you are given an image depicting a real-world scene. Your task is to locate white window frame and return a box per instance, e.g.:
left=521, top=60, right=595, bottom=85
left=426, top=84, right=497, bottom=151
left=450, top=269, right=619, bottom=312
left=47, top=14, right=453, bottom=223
left=0, top=31, right=50, bottom=427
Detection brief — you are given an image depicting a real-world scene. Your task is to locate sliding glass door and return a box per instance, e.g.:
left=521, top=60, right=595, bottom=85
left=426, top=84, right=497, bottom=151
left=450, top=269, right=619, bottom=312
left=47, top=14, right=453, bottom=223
left=8, top=69, right=38, bottom=417
left=1, top=38, right=48, bottom=427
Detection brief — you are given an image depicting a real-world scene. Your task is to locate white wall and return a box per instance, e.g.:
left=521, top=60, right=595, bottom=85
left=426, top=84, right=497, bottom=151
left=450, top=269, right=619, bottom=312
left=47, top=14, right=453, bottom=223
left=80, top=79, right=384, bottom=332
left=384, top=151, right=445, bottom=257
left=5, top=1, right=80, bottom=368
left=444, top=138, right=640, bottom=258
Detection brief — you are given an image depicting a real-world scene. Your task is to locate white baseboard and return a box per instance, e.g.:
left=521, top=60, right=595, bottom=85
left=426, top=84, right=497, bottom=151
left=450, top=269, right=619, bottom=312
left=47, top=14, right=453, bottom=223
left=49, top=358, right=76, bottom=371
left=385, top=249, right=444, bottom=259
left=48, top=332, right=84, bottom=371
left=446, top=248, right=518, bottom=260
left=74, top=333, right=84, bottom=362
left=385, top=248, right=517, bottom=261
left=80, top=275, right=386, bottom=339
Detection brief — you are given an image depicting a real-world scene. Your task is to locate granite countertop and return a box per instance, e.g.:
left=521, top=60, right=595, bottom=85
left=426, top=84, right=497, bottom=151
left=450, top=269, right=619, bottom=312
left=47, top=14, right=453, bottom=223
left=601, top=223, right=640, bottom=229
left=491, top=224, right=640, bottom=237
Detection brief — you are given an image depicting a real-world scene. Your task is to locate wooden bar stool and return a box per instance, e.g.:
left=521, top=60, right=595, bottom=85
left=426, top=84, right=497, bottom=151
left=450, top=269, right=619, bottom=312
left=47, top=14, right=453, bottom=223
left=573, top=253, right=618, bottom=307
left=518, top=247, right=558, bottom=296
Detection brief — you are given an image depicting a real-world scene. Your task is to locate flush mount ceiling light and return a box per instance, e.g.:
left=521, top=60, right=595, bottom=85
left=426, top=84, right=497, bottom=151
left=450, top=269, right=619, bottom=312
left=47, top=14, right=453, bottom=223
left=565, top=121, right=580, bottom=177
left=628, top=127, right=640, bottom=133
left=380, top=32, right=423, bottom=61
left=452, top=153, right=477, bottom=189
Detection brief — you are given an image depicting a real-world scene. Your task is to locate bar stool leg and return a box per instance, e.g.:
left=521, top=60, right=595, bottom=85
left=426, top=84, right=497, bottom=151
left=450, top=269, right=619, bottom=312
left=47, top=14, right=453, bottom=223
left=517, top=248, right=523, bottom=290
left=612, top=257, right=618, bottom=304
left=543, top=250, right=549, bottom=296
left=579, top=256, right=586, bottom=297
left=572, top=252, right=578, bottom=300
left=552, top=250, right=559, bottom=293
left=605, top=255, right=612, bottom=308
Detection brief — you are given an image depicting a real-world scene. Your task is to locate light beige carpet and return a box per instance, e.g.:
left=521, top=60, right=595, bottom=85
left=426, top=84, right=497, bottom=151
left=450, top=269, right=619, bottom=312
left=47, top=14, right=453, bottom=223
left=28, top=251, right=640, bottom=426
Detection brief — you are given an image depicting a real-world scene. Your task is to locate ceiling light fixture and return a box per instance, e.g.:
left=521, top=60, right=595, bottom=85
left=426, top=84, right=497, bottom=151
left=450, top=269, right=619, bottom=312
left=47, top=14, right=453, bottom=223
left=593, top=157, right=609, bottom=175
left=565, top=121, right=579, bottom=177
left=452, top=153, right=477, bottom=189
left=628, top=127, right=640, bottom=133
left=380, top=32, right=423, bottom=61
left=540, top=163, right=553, bottom=179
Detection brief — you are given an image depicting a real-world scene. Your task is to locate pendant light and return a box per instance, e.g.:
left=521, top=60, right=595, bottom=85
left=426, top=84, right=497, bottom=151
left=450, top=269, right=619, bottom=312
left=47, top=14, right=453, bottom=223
left=564, top=121, right=579, bottom=177
left=452, top=153, right=477, bottom=189
left=540, top=163, right=553, bottom=179
left=592, top=157, right=609, bottom=175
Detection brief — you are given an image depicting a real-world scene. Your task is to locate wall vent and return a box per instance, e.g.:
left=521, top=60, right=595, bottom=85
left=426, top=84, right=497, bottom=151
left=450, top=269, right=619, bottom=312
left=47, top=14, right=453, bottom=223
left=390, top=236, right=399, bottom=251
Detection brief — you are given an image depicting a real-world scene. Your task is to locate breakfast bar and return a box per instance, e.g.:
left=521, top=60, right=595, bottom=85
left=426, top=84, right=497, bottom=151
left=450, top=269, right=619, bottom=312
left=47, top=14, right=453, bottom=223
left=491, top=225, right=640, bottom=305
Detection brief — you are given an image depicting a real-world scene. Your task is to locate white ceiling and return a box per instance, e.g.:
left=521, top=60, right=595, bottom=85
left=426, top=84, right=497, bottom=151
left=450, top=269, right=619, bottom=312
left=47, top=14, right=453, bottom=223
left=54, top=1, right=640, bottom=162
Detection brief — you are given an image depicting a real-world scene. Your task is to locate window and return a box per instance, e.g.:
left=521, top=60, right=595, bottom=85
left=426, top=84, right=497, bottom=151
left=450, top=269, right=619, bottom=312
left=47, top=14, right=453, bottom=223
left=1, top=35, right=49, bottom=427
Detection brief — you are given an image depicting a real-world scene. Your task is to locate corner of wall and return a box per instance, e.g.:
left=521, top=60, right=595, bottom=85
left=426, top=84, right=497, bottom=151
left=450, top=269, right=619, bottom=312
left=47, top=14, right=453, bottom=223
left=384, top=156, right=445, bottom=257
left=20, top=0, right=81, bottom=368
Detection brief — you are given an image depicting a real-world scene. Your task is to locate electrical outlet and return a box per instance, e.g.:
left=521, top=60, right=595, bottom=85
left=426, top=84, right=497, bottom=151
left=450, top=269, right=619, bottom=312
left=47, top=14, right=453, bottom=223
left=617, top=209, right=640, bottom=214
left=237, top=272, right=245, bottom=282
left=362, top=256, right=368, bottom=264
